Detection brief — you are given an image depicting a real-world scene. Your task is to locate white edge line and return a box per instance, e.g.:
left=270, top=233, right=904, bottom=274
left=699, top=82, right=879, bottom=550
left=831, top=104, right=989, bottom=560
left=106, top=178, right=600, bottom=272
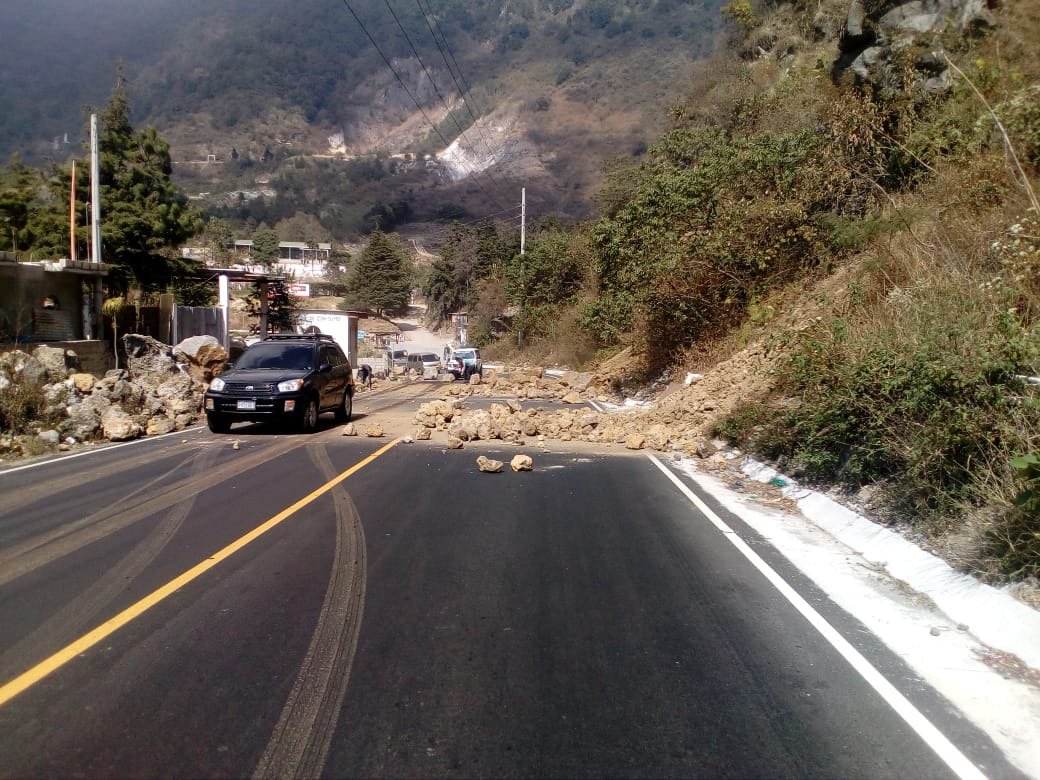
left=586, top=399, right=605, bottom=412
left=645, top=453, right=987, bottom=780
left=0, top=426, right=205, bottom=476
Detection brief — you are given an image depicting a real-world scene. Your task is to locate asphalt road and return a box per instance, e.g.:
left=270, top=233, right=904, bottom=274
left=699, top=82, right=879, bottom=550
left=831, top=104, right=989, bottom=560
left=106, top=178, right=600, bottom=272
left=0, top=387, right=1015, bottom=778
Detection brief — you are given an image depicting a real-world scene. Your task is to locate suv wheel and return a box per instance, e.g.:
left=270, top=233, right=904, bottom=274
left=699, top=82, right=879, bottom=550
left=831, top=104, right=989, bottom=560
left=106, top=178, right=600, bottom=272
left=335, top=391, right=353, bottom=423
left=299, top=396, right=320, bottom=432
left=207, top=413, right=230, bottom=434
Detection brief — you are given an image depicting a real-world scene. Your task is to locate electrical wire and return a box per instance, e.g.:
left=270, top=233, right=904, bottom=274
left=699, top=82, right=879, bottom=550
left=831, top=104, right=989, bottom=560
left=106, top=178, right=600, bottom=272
left=336, top=0, right=510, bottom=213
left=412, top=0, right=502, bottom=160
left=381, top=0, right=500, bottom=188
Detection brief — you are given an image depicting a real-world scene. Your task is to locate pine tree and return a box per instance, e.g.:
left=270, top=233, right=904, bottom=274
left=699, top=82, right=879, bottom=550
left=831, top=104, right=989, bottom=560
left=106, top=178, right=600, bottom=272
left=343, top=231, right=412, bottom=316
left=93, top=80, right=203, bottom=290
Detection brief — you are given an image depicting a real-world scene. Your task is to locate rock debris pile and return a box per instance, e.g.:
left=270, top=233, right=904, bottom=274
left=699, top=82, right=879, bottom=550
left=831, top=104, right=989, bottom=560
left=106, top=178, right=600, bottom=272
left=0, top=335, right=218, bottom=458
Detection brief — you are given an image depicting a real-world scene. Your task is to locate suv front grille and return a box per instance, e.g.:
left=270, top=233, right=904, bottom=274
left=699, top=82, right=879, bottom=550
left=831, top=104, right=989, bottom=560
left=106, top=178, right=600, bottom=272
left=224, top=382, right=276, bottom=395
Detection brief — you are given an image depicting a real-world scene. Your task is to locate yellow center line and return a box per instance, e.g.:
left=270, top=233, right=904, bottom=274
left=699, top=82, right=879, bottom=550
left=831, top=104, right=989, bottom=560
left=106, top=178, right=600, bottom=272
left=0, top=437, right=402, bottom=709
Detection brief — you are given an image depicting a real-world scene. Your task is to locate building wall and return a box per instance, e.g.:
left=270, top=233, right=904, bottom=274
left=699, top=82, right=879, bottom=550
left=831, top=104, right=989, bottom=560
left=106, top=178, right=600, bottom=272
left=0, top=263, right=86, bottom=342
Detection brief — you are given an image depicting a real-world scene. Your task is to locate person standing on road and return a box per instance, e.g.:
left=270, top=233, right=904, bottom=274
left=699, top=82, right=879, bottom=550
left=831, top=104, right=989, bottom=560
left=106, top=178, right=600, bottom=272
left=358, top=363, right=373, bottom=389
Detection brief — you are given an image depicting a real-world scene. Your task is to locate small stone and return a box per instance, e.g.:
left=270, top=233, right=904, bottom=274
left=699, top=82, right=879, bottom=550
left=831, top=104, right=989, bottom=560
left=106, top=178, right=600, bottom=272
left=510, top=454, right=533, bottom=472
left=402, top=435, right=414, bottom=444
left=695, top=440, right=719, bottom=459
left=365, top=424, right=385, bottom=437
left=232, top=441, right=240, bottom=450
left=561, top=391, right=582, bottom=404
left=414, top=427, right=432, bottom=441
left=341, top=423, right=358, bottom=436
left=929, top=627, right=942, bottom=637
left=956, top=623, right=969, bottom=632
left=477, top=455, right=504, bottom=473
left=447, top=436, right=464, bottom=449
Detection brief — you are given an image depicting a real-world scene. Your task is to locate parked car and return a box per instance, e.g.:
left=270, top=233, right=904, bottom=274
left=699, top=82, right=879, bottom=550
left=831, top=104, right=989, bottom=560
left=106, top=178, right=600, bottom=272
left=447, top=347, right=483, bottom=380
left=204, top=333, right=355, bottom=433
left=386, top=347, right=408, bottom=369
left=406, top=352, right=441, bottom=378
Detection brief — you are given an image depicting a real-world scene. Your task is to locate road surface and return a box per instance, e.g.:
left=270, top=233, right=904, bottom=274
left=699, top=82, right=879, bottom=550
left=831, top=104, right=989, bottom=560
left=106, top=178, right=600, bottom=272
left=0, top=384, right=1017, bottom=778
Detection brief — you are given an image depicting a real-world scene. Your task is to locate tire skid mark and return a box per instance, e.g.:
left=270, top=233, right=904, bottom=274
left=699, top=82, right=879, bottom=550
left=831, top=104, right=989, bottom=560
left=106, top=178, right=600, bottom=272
left=0, top=444, right=194, bottom=519
left=0, top=449, right=221, bottom=679
left=253, top=443, right=367, bottom=780
left=0, top=436, right=305, bottom=587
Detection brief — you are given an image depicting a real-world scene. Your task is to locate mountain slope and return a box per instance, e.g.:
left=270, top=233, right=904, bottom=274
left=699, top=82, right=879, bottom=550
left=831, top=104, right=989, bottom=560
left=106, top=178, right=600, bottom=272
left=1, top=0, right=727, bottom=229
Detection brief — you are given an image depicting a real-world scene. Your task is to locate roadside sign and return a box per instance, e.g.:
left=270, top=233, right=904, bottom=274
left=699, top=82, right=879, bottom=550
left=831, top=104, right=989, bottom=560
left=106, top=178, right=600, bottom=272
left=288, top=283, right=310, bottom=298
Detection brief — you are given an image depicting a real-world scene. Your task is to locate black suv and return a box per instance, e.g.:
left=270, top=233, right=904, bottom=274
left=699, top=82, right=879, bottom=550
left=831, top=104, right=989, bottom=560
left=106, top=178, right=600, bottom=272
left=204, top=334, right=355, bottom=433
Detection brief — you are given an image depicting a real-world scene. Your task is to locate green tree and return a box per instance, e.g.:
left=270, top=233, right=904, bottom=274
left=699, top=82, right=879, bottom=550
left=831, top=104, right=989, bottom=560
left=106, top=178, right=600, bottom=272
left=343, top=231, right=412, bottom=316
left=0, top=155, right=42, bottom=253
left=92, top=81, right=203, bottom=290
left=202, top=217, right=235, bottom=265
left=250, top=226, right=280, bottom=267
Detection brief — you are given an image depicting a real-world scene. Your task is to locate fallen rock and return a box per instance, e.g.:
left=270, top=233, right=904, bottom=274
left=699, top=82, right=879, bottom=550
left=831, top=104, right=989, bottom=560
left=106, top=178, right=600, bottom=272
left=101, top=407, right=141, bottom=442
left=477, top=455, right=504, bottom=473
left=145, top=416, right=176, bottom=436
left=561, top=391, right=583, bottom=404
left=123, top=333, right=177, bottom=382
left=447, top=436, right=464, bottom=449
left=174, top=335, right=228, bottom=383
left=71, top=372, right=96, bottom=392
left=625, top=433, right=646, bottom=450
left=365, top=423, right=385, bottom=437
left=414, top=427, right=432, bottom=440
left=33, top=345, right=70, bottom=382
left=510, top=454, right=533, bottom=472
left=341, top=423, right=358, bottom=436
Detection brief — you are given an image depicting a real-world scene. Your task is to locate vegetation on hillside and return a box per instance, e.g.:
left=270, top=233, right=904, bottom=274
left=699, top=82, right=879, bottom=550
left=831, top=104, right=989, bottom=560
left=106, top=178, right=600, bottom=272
left=424, top=0, right=1040, bottom=581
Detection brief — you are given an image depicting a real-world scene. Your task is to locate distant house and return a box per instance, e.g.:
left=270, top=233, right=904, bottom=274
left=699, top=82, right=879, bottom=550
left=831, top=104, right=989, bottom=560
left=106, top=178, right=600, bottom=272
left=358, top=316, right=402, bottom=347
left=230, top=240, right=332, bottom=279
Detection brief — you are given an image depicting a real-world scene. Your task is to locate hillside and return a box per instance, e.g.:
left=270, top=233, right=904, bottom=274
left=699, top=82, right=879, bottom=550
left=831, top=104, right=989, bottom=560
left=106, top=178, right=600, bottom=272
left=0, top=0, right=727, bottom=233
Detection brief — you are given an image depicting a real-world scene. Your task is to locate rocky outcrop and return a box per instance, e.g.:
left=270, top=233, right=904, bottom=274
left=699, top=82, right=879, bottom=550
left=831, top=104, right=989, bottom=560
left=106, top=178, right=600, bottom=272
left=834, top=0, right=997, bottom=91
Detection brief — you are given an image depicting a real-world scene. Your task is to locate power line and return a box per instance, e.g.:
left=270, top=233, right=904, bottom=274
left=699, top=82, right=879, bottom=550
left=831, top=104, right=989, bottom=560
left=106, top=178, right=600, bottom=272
left=383, top=0, right=512, bottom=197
left=413, top=0, right=501, bottom=158
left=336, top=0, right=509, bottom=213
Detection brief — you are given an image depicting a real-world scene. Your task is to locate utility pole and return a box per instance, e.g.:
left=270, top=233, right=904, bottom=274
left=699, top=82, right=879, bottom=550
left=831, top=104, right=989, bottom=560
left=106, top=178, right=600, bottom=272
left=518, top=187, right=526, bottom=348
left=87, top=113, right=103, bottom=341
left=69, top=160, right=77, bottom=261
left=90, top=114, right=101, bottom=265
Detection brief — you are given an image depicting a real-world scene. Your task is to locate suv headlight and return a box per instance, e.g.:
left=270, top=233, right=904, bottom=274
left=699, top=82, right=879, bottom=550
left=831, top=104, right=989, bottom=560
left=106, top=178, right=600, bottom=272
left=277, top=378, right=305, bottom=392
left=209, top=377, right=226, bottom=392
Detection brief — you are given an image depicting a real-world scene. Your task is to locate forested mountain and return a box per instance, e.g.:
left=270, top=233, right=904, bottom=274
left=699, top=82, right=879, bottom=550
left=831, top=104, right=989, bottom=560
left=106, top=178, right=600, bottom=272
left=0, top=0, right=726, bottom=233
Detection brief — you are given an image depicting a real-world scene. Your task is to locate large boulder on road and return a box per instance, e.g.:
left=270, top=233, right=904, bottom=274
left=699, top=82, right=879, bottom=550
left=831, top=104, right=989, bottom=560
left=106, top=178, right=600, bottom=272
left=174, top=335, right=227, bottom=384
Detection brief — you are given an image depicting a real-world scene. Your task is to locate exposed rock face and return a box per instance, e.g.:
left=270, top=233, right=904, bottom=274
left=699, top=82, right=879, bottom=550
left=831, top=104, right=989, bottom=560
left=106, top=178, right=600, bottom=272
left=834, top=0, right=995, bottom=89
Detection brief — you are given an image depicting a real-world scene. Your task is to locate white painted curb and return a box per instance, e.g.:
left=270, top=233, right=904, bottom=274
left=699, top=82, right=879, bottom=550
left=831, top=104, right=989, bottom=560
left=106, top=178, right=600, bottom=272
left=740, top=458, right=1040, bottom=670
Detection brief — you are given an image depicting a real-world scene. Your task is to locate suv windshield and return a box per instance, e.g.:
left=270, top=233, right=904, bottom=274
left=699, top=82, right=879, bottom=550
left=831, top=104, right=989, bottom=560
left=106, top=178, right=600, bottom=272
left=235, top=343, right=313, bottom=371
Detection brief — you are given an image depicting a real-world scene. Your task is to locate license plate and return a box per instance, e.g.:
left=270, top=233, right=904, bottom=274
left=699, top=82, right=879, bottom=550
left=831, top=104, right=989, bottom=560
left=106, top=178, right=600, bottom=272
left=236, top=400, right=256, bottom=411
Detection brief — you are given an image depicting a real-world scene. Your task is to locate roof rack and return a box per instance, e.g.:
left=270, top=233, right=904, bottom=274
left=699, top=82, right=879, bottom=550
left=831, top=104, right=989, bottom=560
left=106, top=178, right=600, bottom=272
left=262, top=332, right=337, bottom=342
